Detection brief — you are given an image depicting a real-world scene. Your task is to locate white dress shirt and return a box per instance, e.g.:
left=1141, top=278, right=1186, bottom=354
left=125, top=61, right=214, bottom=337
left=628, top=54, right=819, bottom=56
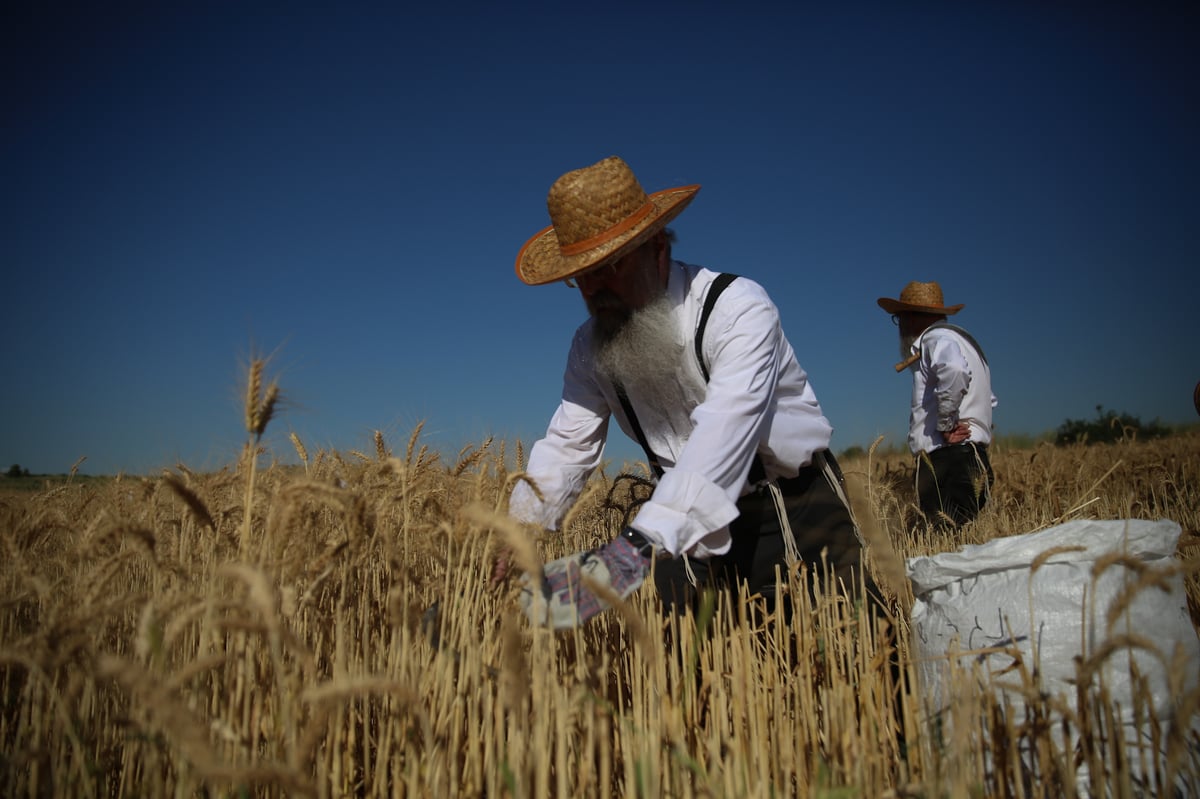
left=510, top=261, right=834, bottom=558
left=905, top=324, right=997, bottom=454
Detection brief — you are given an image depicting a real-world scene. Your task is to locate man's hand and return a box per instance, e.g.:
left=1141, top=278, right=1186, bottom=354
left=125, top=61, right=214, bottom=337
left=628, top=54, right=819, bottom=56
left=490, top=547, right=513, bottom=588
left=945, top=421, right=971, bottom=444
left=518, top=533, right=652, bottom=629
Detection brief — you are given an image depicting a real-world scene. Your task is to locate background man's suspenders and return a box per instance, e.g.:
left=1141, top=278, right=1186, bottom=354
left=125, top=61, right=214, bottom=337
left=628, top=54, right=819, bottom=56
left=924, top=321, right=988, bottom=364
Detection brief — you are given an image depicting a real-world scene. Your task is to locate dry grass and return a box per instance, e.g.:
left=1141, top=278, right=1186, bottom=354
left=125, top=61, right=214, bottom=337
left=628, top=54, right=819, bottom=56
left=1, top=393, right=1198, bottom=796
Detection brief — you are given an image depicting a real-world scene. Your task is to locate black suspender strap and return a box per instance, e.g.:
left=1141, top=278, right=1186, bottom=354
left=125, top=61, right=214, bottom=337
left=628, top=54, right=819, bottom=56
left=614, top=272, right=767, bottom=486
left=614, top=381, right=664, bottom=478
left=695, top=272, right=739, bottom=381
left=695, top=274, right=767, bottom=484
left=926, top=321, right=989, bottom=364
left=615, top=272, right=741, bottom=478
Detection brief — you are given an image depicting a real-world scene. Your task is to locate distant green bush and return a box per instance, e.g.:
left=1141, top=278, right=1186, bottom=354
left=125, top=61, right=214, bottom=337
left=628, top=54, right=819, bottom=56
left=1054, top=405, right=1172, bottom=446
left=993, top=430, right=1055, bottom=450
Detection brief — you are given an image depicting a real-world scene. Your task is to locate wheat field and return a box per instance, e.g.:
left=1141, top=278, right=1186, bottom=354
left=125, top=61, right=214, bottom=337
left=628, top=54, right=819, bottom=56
left=1, top=366, right=1197, bottom=797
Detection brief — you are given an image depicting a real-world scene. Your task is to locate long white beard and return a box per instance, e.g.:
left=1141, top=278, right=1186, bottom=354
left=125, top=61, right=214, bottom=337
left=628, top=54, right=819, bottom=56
left=594, top=295, right=689, bottom=414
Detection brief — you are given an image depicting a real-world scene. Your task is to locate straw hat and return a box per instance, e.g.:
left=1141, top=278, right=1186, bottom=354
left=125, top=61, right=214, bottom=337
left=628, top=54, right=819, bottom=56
left=515, top=156, right=700, bottom=286
left=876, top=281, right=964, bottom=315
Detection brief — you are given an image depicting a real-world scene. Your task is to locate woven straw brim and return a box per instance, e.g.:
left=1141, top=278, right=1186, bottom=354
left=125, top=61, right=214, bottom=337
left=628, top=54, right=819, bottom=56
left=515, top=185, right=699, bottom=286
left=876, top=296, right=964, bottom=315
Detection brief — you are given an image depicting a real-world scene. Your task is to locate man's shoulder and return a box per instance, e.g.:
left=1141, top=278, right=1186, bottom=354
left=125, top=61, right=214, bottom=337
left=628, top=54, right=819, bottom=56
left=930, top=321, right=974, bottom=334
left=923, top=323, right=973, bottom=343
left=921, top=323, right=988, bottom=365
left=675, top=260, right=713, bottom=287
left=678, top=262, right=770, bottom=305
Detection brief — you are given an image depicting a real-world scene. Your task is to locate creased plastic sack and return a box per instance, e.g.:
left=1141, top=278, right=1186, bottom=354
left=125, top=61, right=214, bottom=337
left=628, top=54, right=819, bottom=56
left=907, top=518, right=1199, bottom=795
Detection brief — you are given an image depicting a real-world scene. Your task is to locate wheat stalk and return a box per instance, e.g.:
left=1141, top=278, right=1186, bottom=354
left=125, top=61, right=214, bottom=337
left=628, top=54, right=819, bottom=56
left=244, top=359, right=263, bottom=435
left=462, top=502, right=543, bottom=584
left=68, top=455, right=87, bottom=481
left=289, top=432, right=309, bottom=473
left=404, top=421, right=425, bottom=467
left=161, top=471, right=216, bottom=532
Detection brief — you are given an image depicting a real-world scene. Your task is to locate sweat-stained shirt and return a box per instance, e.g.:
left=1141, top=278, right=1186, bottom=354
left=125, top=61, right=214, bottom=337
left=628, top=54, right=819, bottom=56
left=509, top=260, right=834, bottom=559
left=904, top=324, right=997, bottom=455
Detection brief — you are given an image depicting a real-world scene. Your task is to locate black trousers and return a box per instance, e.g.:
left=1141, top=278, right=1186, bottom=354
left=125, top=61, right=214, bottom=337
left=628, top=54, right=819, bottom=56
left=651, top=451, right=869, bottom=617
left=915, top=442, right=995, bottom=528
left=651, top=453, right=904, bottom=741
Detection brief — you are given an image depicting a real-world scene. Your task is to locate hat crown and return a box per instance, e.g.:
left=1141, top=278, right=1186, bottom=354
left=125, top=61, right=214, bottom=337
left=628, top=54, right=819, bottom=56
left=515, top=155, right=699, bottom=285
left=546, top=156, right=651, bottom=249
left=876, top=279, right=963, bottom=316
left=899, top=281, right=946, bottom=308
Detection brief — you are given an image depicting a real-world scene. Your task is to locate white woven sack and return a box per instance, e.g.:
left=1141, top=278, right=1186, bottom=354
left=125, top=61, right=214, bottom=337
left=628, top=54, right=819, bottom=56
left=908, top=518, right=1199, bottom=794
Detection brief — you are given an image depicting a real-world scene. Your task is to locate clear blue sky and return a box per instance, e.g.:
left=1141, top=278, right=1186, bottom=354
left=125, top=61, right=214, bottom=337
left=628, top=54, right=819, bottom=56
left=3, top=2, right=1197, bottom=476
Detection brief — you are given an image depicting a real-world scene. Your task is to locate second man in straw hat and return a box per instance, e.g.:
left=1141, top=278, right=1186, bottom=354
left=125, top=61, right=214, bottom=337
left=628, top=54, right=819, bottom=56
left=878, top=281, right=998, bottom=529
left=501, top=155, right=877, bottom=629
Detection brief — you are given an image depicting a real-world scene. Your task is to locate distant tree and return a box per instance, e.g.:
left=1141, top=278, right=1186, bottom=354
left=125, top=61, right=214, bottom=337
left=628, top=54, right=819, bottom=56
left=839, top=445, right=866, bottom=460
left=5, top=464, right=30, bottom=478
left=1054, top=405, right=1171, bottom=446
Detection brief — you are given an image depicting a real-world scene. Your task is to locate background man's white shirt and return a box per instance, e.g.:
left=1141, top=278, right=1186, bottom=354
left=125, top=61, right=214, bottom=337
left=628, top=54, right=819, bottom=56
left=906, top=326, right=997, bottom=454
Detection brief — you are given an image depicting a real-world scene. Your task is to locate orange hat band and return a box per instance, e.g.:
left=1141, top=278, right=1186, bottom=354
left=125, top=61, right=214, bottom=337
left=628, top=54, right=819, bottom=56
left=558, top=201, right=654, bottom=256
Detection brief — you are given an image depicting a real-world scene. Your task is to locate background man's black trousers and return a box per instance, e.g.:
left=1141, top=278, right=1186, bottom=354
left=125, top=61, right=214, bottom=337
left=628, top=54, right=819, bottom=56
left=915, top=442, right=994, bottom=528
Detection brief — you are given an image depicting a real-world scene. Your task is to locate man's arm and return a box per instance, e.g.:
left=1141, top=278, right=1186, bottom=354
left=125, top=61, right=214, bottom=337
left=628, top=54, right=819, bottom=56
left=925, top=332, right=972, bottom=440
left=632, top=279, right=829, bottom=558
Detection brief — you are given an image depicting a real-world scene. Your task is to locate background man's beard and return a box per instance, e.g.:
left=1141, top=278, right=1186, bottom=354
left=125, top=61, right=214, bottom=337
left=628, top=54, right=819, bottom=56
left=594, top=295, right=689, bottom=412
left=900, top=334, right=918, bottom=367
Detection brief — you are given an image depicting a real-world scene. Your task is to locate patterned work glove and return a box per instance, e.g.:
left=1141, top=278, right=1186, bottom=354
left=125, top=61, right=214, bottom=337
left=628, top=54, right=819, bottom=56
left=519, top=529, right=653, bottom=629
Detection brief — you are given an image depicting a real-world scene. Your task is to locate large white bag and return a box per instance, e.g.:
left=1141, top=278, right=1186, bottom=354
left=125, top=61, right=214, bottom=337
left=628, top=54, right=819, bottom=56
left=908, top=518, right=1199, bottom=794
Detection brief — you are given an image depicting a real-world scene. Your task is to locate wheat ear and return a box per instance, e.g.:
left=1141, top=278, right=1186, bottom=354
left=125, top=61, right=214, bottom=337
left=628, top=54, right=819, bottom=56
left=289, top=432, right=309, bottom=473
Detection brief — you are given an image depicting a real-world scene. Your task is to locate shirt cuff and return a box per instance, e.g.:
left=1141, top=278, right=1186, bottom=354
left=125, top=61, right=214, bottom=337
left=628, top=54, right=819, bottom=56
left=630, top=469, right=740, bottom=557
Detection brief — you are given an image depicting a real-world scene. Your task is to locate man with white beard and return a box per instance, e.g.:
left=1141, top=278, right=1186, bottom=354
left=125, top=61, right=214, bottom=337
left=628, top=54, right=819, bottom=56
left=500, top=155, right=870, bottom=629
left=878, top=281, right=997, bottom=529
